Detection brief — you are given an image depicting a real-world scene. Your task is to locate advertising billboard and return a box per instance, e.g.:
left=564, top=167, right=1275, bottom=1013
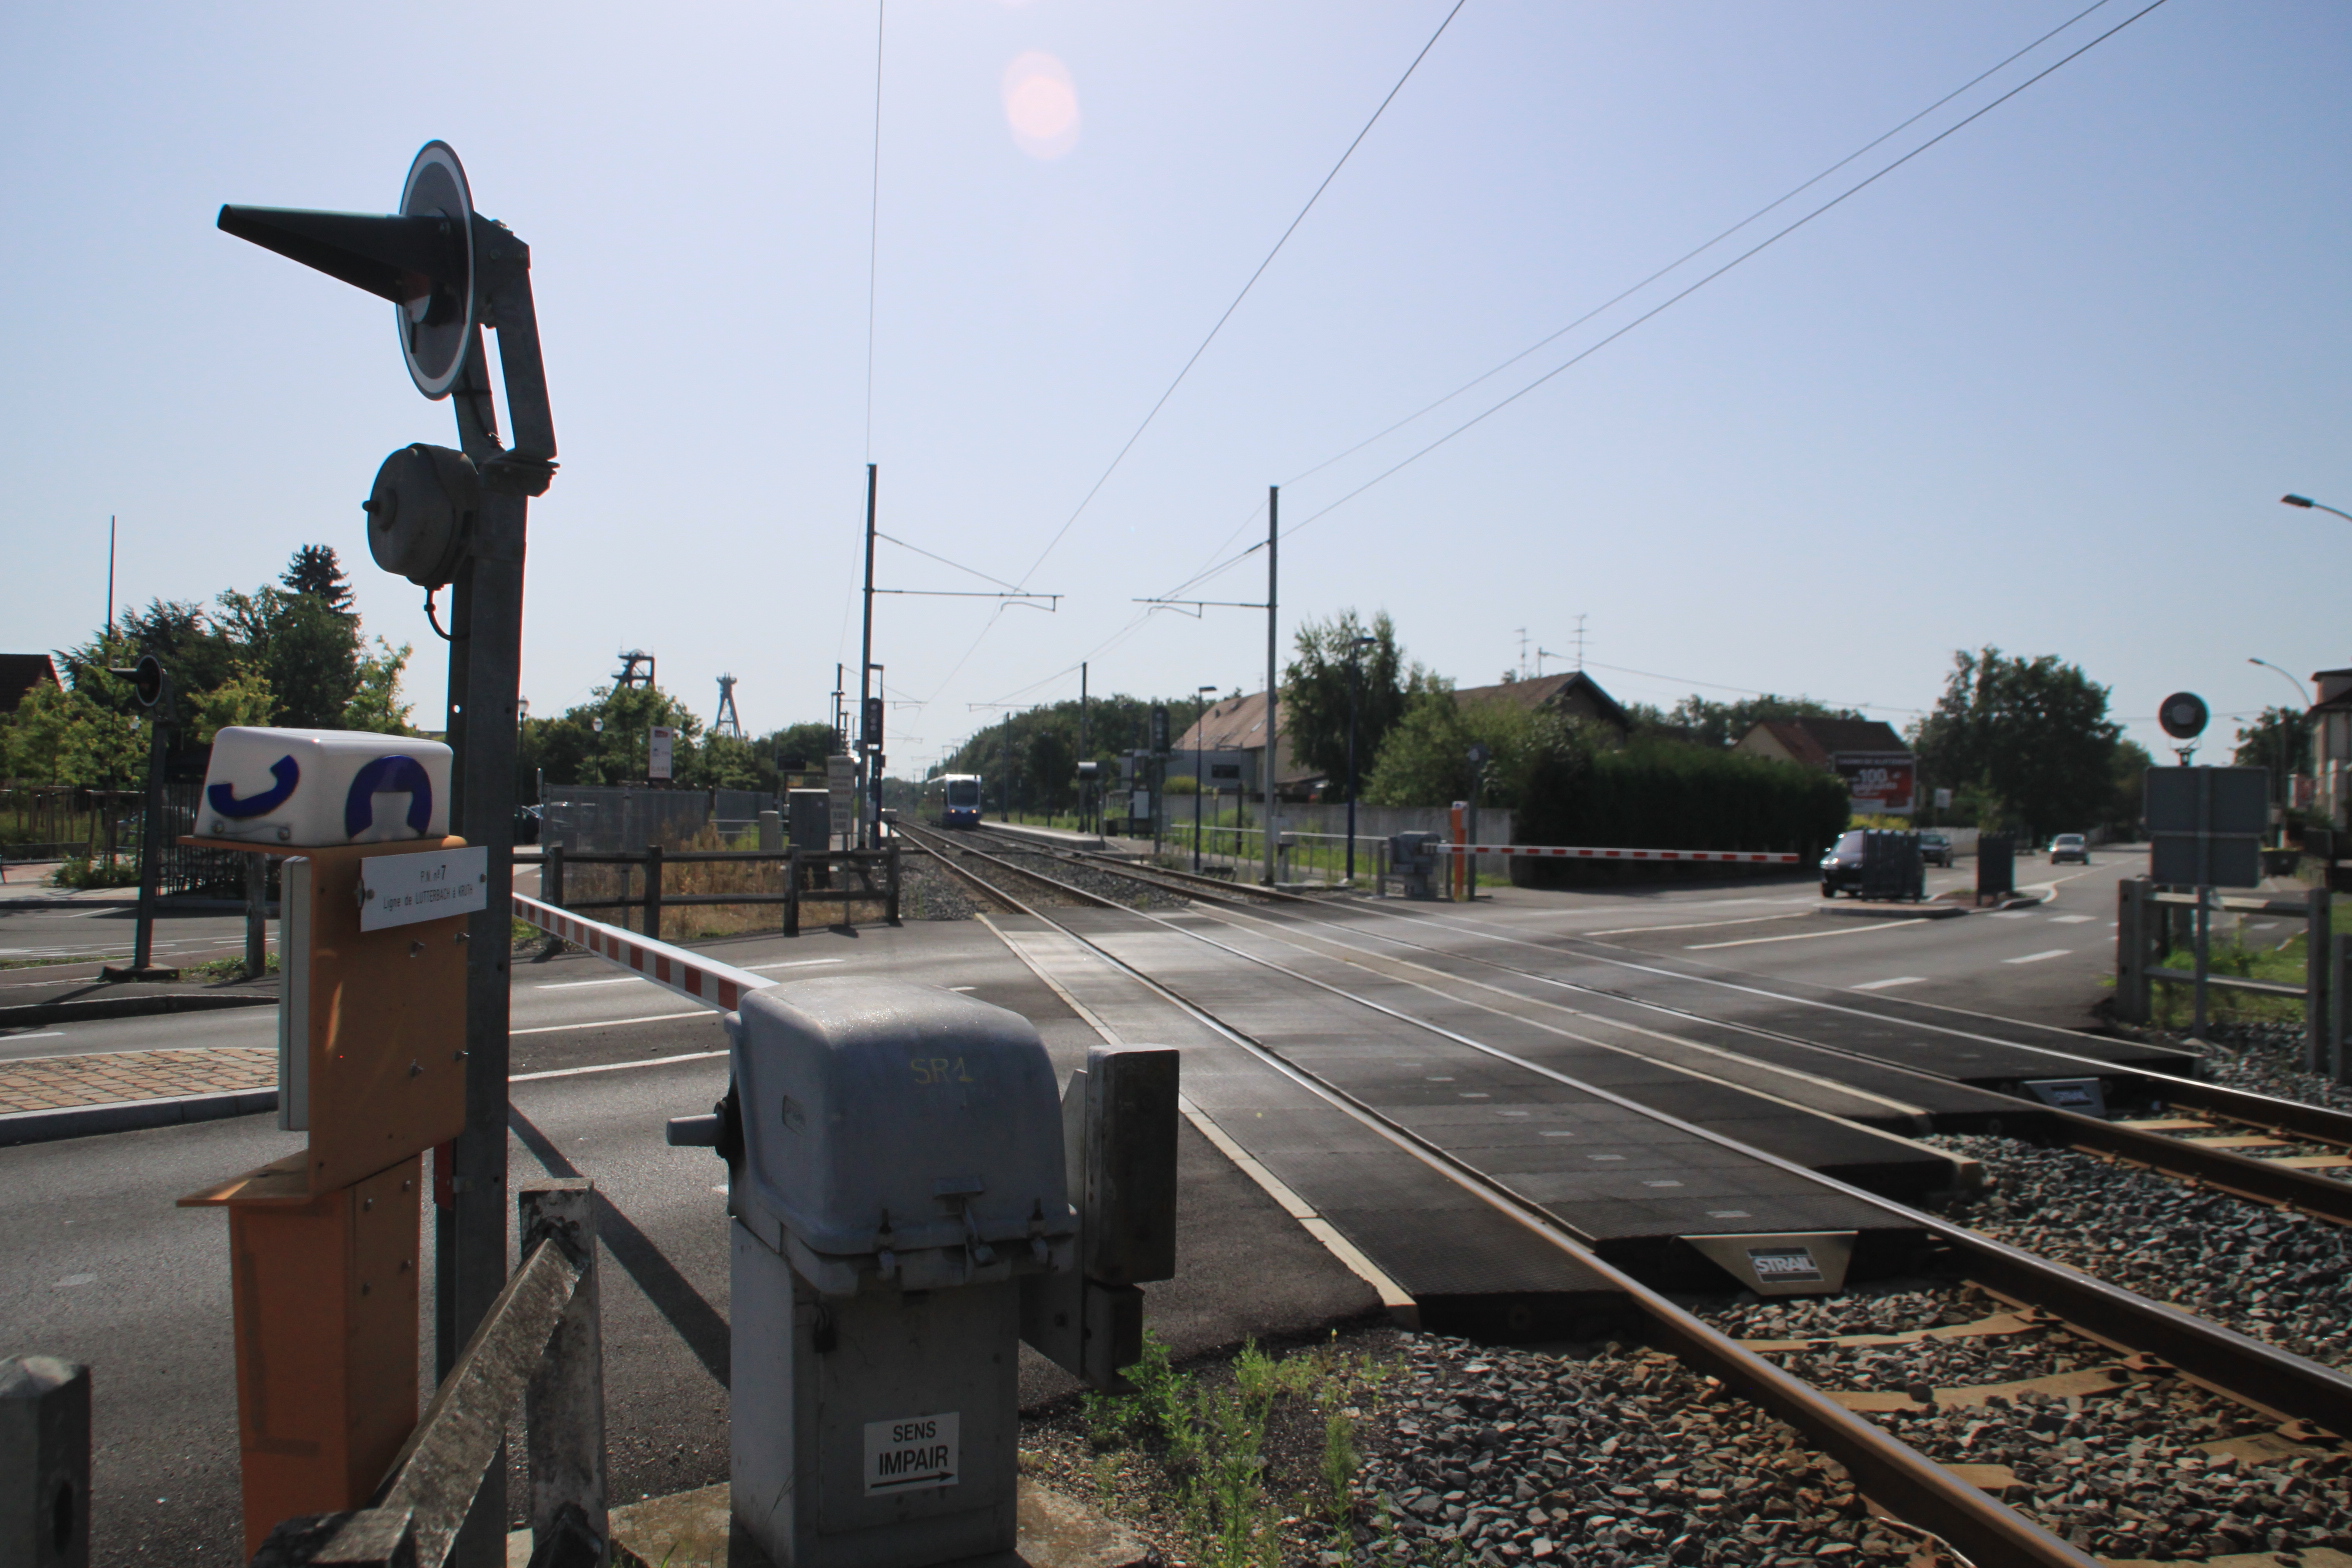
left=1835, top=752, right=1915, bottom=815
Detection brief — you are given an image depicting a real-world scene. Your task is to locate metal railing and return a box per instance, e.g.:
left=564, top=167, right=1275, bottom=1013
left=535, top=841, right=901, bottom=940
left=249, top=1182, right=608, bottom=1568
left=2114, top=878, right=2337, bottom=1076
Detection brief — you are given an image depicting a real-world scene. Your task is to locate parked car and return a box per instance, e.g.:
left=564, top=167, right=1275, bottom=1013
left=1820, top=829, right=1867, bottom=896
left=1918, top=831, right=1953, bottom=868
left=2049, top=833, right=2089, bottom=864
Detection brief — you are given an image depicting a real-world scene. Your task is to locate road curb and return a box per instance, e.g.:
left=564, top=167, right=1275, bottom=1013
left=0, top=1087, right=278, bottom=1147
left=0, top=992, right=278, bottom=1030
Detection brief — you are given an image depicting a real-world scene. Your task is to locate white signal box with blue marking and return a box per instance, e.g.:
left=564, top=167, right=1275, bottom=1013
left=199, top=727, right=452, bottom=847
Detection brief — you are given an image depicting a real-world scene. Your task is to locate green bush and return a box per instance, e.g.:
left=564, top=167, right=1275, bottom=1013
left=53, top=856, right=141, bottom=890
left=1515, top=734, right=1849, bottom=862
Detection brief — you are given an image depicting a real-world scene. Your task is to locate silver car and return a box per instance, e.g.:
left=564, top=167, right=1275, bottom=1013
left=2049, top=833, right=2089, bottom=865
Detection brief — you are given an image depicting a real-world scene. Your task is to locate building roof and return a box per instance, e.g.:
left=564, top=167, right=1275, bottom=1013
left=1450, top=670, right=1631, bottom=731
left=1738, top=716, right=1910, bottom=769
left=1170, top=692, right=1318, bottom=787
left=0, top=653, right=60, bottom=715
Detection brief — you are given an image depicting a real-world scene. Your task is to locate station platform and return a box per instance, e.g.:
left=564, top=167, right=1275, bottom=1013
left=954, top=819, right=1106, bottom=851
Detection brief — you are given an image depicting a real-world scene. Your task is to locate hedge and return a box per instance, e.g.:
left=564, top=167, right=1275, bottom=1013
left=1510, top=738, right=1849, bottom=885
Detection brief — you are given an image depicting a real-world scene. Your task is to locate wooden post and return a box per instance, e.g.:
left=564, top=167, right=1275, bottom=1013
left=887, top=841, right=901, bottom=927
left=785, top=848, right=800, bottom=938
left=245, top=851, right=268, bottom=980
left=643, top=844, right=663, bottom=941
left=518, top=1182, right=605, bottom=1555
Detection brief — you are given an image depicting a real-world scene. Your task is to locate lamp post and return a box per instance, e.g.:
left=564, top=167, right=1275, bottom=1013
left=2283, top=494, right=2352, bottom=524
left=1345, top=634, right=1377, bottom=884
left=1193, top=685, right=1216, bottom=874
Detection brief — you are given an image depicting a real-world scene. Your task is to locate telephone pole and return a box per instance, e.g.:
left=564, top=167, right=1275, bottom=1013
left=1263, top=485, right=1278, bottom=888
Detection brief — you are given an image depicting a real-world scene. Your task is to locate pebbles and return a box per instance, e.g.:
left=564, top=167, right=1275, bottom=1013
left=978, top=844, right=1192, bottom=911
left=1703, top=1284, right=2352, bottom=1562
left=1928, top=1133, right=2352, bottom=1368
left=2159, top=1021, right=2352, bottom=1121
left=1351, top=1337, right=1914, bottom=1565
left=894, top=855, right=990, bottom=920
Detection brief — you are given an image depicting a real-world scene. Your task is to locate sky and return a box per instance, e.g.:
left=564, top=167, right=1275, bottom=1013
left=4, top=0, right=2347, bottom=775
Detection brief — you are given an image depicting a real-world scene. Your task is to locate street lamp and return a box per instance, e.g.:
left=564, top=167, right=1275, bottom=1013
left=2283, top=494, right=2352, bottom=524
left=1345, top=634, right=1378, bottom=884
left=1193, top=685, right=1217, bottom=874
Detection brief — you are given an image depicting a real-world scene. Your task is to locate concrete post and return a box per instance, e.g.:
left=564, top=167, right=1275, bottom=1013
left=2308, top=885, right=2333, bottom=1076
left=2114, top=879, right=2150, bottom=1025
left=758, top=810, right=783, bottom=854
left=1, top=1357, right=90, bottom=1568
left=519, top=1183, right=606, bottom=1557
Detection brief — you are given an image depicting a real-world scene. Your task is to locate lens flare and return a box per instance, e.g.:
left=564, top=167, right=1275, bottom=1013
left=1002, top=51, right=1080, bottom=159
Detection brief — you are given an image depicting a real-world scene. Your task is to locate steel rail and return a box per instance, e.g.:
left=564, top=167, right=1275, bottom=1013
left=900, top=823, right=2352, bottom=1430
left=894, top=823, right=2099, bottom=1565
left=1007, top=841, right=2352, bottom=1226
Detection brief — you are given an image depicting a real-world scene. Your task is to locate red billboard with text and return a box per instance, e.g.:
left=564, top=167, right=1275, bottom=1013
left=1834, top=752, right=1916, bottom=815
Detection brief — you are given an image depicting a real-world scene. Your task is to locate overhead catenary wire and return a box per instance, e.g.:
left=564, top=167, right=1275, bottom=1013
left=1157, top=0, right=2172, bottom=602
left=1014, top=0, right=1471, bottom=589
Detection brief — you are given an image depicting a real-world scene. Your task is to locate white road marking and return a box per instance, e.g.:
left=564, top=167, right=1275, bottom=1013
left=54, top=1274, right=95, bottom=1288
left=1687, top=920, right=1929, bottom=950
left=510, top=1010, right=713, bottom=1036
left=510, top=1047, right=728, bottom=1081
left=2004, top=949, right=2072, bottom=965
left=1989, top=911, right=2036, bottom=920
left=1850, top=976, right=1925, bottom=992
left=4, top=1030, right=66, bottom=1040
left=1582, top=912, right=1811, bottom=937
left=743, top=958, right=846, bottom=972
left=2048, top=915, right=2094, bottom=924
left=534, top=976, right=650, bottom=990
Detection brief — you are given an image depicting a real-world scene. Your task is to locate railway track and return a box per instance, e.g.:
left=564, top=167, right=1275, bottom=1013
left=897, top=822, right=2352, bottom=1566
left=975, top=826, right=2352, bottom=1230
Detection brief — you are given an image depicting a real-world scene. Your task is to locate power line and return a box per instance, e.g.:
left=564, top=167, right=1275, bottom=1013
left=1159, top=0, right=2169, bottom=598
left=1015, top=0, right=1470, bottom=588
left=1275, top=0, right=2120, bottom=494
left=876, top=530, right=1028, bottom=592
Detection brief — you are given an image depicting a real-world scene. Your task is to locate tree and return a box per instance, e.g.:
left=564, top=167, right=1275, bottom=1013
left=1648, top=693, right=1868, bottom=750
left=342, top=640, right=414, bottom=734
left=1363, top=687, right=1555, bottom=809
left=1280, top=610, right=1421, bottom=788
left=1908, top=648, right=2123, bottom=836
left=518, top=683, right=704, bottom=788
left=2235, top=706, right=2309, bottom=805
left=281, top=544, right=356, bottom=613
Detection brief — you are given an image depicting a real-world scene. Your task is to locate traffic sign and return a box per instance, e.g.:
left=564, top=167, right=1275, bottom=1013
left=2158, top=692, right=2209, bottom=741
left=395, top=142, right=476, bottom=397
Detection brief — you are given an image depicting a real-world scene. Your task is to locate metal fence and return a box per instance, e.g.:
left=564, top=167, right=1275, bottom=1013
left=536, top=785, right=777, bottom=853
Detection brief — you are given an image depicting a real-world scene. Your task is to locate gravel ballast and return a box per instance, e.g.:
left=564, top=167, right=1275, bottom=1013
left=1927, top=1133, right=2352, bottom=1369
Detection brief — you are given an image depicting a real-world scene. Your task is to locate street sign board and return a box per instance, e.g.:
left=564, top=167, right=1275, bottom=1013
left=2146, top=766, right=2266, bottom=887
left=648, top=726, right=677, bottom=781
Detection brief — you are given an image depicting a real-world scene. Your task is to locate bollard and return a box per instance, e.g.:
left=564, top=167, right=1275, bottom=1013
left=643, top=843, right=664, bottom=940
left=759, top=809, right=784, bottom=855
left=1, top=1357, right=90, bottom=1568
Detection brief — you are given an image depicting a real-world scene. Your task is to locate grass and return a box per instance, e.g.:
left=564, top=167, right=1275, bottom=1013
left=1078, top=1332, right=1390, bottom=1568
left=186, top=950, right=279, bottom=982
left=2150, top=922, right=2312, bottom=1030
left=52, top=855, right=141, bottom=890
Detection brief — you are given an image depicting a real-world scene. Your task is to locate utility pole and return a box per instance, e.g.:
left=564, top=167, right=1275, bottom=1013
left=105, top=516, right=116, bottom=636
left=1079, top=661, right=1089, bottom=832
left=1263, top=485, right=1278, bottom=888
left=858, top=463, right=878, bottom=849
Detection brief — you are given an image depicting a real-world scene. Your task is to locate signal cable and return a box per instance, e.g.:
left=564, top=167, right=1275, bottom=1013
left=1014, top=0, right=1470, bottom=588
left=1158, top=0, right=2168, bottom=599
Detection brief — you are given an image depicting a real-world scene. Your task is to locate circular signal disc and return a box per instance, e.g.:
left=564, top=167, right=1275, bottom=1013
left=2158, top=691, right=2209, bottom=741
left=397, top=141, right=476, bottom=399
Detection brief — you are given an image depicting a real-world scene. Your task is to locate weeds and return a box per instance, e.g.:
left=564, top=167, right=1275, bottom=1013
left=186, top=950, right=278, bottom=982
left=53, top=855, right=140, bottom=890
left=1082, top=1331, right=1387, bottom=1568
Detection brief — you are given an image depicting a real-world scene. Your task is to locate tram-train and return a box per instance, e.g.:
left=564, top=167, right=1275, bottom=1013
left=929, top=773, right=984, bottom=828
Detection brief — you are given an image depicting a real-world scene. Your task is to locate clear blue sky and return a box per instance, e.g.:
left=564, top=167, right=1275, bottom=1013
left=5, top=1, right=2346, bottom=772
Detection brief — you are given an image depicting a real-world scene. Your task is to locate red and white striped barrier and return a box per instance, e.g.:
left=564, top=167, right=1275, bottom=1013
left=512, top=891, right=771, bottom=1012
left=1433, top=844, right=1804, bottom=865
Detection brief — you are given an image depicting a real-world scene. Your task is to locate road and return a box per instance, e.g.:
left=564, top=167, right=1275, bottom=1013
left=5, top=846, right=2185, bottom=1563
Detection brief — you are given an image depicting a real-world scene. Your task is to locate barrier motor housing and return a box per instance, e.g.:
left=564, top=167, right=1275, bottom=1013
left=722, top=978, right=1075, bottom=1568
